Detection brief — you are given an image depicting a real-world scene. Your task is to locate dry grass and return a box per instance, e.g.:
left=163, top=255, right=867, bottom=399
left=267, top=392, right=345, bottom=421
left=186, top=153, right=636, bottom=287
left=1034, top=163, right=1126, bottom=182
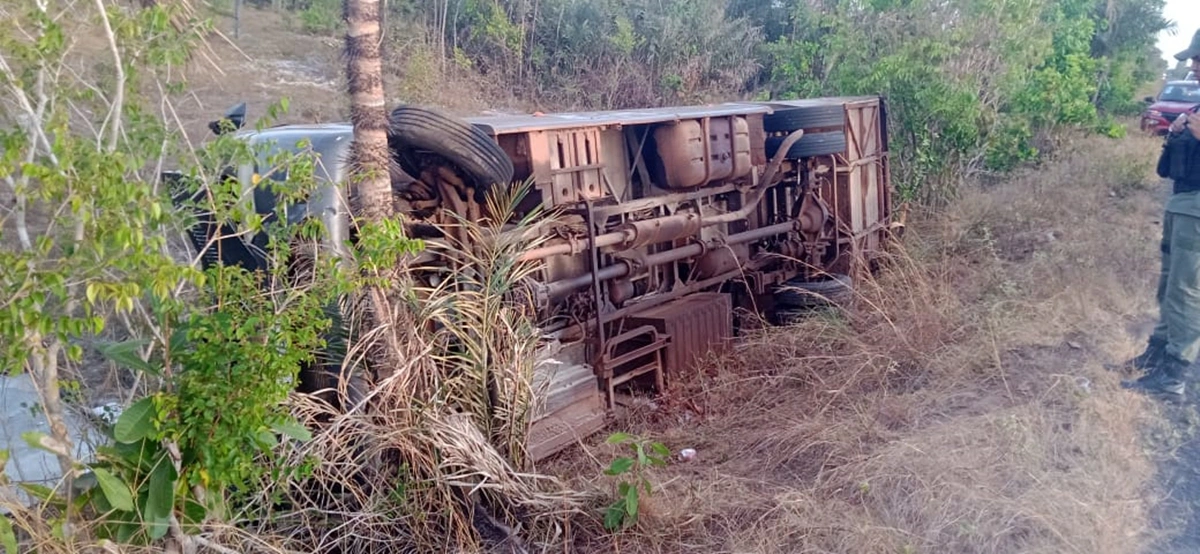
left=546, top=128, right=1166, bottom=553
left=202, top=184, right=594, bottom=554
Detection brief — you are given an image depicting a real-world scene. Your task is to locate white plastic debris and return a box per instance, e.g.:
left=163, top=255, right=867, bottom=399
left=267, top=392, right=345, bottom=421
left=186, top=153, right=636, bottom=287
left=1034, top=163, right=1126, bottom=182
left=91, top=402, right=122, bottom=425
left=679, top=448, right=697, bottom=462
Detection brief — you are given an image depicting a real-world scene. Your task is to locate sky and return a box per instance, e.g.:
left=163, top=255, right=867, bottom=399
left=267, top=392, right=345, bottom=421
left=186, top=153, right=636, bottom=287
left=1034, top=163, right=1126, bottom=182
left=1158, top=0, right=1195, bottom=65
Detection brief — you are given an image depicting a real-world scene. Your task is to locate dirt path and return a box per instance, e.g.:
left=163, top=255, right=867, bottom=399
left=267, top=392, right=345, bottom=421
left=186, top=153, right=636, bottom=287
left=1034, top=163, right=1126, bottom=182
left=1144, top=341, right=1200, bottom=552
left=1149, top=398, right=1200, bottom=552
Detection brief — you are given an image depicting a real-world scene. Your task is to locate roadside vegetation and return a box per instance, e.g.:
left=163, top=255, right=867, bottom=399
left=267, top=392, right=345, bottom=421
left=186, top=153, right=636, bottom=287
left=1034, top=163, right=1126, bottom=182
left=266, top=0, right=1167, bottom=201
left=0, top=0, right=1177, bottom=553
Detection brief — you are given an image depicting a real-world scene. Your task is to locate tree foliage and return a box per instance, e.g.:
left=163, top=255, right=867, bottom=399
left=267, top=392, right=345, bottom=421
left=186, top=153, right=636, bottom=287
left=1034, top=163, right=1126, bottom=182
left=0, top=0, right=354, bottom=546
left=745, top=0, right=1169, bottom=199
left=282, top=0, right=1169, bottom=199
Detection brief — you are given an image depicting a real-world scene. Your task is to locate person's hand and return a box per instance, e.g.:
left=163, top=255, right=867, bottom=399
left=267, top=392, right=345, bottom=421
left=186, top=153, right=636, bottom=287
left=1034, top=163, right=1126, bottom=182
left=1171, top=113, right=1188, bottom=134
left=1189, top=112, right=1200, bottom=140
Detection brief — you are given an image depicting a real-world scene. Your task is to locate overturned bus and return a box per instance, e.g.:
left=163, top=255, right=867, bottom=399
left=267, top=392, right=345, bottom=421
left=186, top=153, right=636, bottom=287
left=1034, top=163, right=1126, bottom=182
left=179, top=97, right=893, bottom=460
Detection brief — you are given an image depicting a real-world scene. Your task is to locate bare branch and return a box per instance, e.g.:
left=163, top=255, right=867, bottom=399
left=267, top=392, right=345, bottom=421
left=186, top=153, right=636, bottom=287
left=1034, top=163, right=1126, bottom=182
left=93, top=0, right=124, bottom=152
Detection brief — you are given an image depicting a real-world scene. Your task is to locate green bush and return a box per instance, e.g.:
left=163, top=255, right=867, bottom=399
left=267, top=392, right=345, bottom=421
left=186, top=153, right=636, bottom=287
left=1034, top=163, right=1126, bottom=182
left=262, top=0, right=1167, bottom=199
left=297, top=0, right=340, bottom=35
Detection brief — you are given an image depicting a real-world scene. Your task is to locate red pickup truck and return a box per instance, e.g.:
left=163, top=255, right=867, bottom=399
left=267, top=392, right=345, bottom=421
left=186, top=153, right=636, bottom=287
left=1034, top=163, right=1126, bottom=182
left=1141, top=80, right=1200, bottom=134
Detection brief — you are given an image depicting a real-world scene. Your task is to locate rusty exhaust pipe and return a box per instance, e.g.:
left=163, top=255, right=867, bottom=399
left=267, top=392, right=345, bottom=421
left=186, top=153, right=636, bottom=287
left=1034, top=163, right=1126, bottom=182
left=543, top=220, right=795, bottom=299
left=706, top=128, right=803, bottom=226
left=518, top=213, right=700, bottom=262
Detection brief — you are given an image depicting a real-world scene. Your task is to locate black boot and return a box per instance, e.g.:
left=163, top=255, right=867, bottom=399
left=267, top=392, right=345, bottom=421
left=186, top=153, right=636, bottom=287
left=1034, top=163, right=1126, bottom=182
left=1121, top=353, right=1186, bottom=399
left=1108, top=336, right=1167, bottom=374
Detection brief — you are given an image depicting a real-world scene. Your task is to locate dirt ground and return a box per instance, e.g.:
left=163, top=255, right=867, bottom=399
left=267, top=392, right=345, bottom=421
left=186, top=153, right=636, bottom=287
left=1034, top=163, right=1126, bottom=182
left=168, top=6, right=526, bottom=144
left=44, top=6, right=1200, bottom=553
left=1149, top=398, right=1200, bottom=552
left=1144, top=346, right=1200, bottom=553
left=164, top=8, right=345, bottom=142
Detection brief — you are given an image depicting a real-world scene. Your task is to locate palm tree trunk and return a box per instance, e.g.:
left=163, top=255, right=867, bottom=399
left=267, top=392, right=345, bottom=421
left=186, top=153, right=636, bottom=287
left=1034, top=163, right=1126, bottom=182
left=344, top=0, right=393, bottom=223
left=344, top=0, right=400, bottom=384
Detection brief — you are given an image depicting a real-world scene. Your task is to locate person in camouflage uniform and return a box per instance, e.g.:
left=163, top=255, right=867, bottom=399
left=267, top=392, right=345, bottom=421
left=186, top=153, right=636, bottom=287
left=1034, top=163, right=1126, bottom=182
left=1122, top=29, right=1200, bottom=399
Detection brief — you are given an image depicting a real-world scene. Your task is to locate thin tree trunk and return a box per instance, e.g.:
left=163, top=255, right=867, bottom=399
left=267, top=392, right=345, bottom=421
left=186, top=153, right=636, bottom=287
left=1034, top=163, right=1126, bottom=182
left=440, top=0, right=449, bottom=73
left=344, top=0, right=393, bottom=223
left=27, top=340, right=74, bottom=492
left=452, top=0, right=461, bottom=54
left=344, top=0, right=400, bottom=383
left=528, top=0, right=538, bottom=81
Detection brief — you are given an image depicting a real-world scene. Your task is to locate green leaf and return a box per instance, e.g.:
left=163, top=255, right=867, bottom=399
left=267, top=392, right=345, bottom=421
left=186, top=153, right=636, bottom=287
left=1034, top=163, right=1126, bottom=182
left=143, top=457, right=176, bottom=540
left=102, top=439, right=160, bottom=472
left=625, top=485, right=639, bottom=518
left=603, top=504, right=625, bottom=531
left=168, top=328, right=188, bottom=356
left=0, top=514, right=17, bottom=554
left=49, top=517, right=65, bottom=540
left=115, top=520, right=139, bottom=543
left=604, top=457, right=634, bottom=476
left=270, top=418, right=312, bottom=442
left=88, top=485, right=111, bottom=513
left=21, top=432, right=67, bottom=457
left=0, top=449, right=9, bottom=472
left=114, top=397, right=156, bottom=443
left=97, top=340, right=160, bottom=376
left=18, top=482, right=58, bottom=504
left=19, top=433, right=42, bottom=452
left=91, top=467, right=135, bottom=512
left=181, top=497, right=208, bottom=528
left=254, top=429, right=279, bottom=449
left=650, top=442, right=670, bottom=458
left=642, top=477, right=652, bottom=495
left=605, top=432, right=632, bottom=445
left=147, top=513, right=170, bottom=541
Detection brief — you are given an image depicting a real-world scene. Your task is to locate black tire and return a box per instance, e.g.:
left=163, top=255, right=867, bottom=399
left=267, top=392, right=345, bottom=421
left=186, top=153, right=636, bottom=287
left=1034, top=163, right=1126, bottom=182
left=763, top=105, right=846, bottom=133
left=774, top=273, right=853, bottom=308
left=765, top=131, right=848, bottom=159
left=387, top=105, right=514, bottom=202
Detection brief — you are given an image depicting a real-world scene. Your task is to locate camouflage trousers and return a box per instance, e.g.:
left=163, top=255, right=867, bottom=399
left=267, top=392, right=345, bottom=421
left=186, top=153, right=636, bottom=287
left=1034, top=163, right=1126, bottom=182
left=1151, top=210, right=1200, bottom=364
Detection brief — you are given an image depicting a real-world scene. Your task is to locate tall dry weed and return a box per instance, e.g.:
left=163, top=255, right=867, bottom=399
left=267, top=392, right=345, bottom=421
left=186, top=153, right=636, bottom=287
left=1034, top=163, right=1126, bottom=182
left=219, top=183, right=591, bottom=553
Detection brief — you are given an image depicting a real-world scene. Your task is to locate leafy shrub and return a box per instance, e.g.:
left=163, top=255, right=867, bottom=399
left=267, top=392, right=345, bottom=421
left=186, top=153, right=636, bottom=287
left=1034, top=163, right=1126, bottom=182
left=601, top=432, right=669, bottom=531
left=986, top=119, right=1039, bottom=173
left=296, top=0, right=340, bottom=35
